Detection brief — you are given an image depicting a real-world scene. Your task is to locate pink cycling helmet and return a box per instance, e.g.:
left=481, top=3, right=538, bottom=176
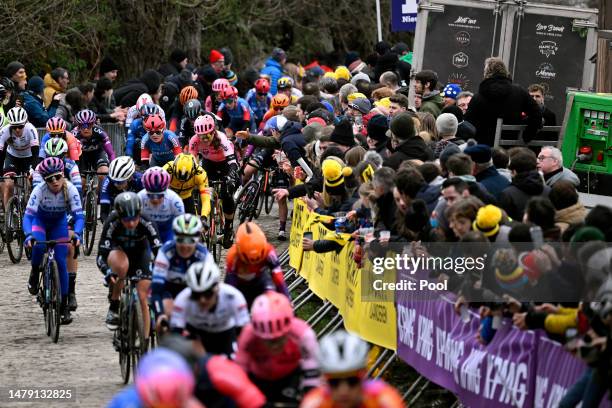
left=46, top=117, right=66, bottom=134
left=142, top=167, right=171, bottom=193
left=251, top=292, right=294, bottom=339
left=194, top=114, right=216, bottom=135
left=136, top=349, right=195, bottom=408
left=74, top=109, right=97, bottom=126
left=211, top=78, right=231, bottom=93
left=39, top=157, right=65, bottom=177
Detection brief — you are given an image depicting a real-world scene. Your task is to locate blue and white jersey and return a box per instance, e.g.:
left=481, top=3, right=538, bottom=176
left=32, top=158, right=82, bottom=195
left=152, top=241, right=209, bottom=286
left=24, top=181, right=84, bottom=235
left=137, top=189, right=185, bottom=243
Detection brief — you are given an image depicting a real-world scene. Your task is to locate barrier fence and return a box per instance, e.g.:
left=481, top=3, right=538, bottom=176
left=287, top=198, right=611, bottom=408
left=35, top=123, right=126, bottom=155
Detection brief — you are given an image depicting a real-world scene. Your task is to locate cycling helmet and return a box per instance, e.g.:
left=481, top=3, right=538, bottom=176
left=193, top=114, right=216, bottom=135
left=74, top=109, right=97, bottom=126
left=255, top=78, right=270, bottom=94
left=0, top=84, right=6, bottom=100
left=0, top=77, right=15, bottom=92
left=136, top=348, right=195, bottom=408
left=39, top=157, right=65, bottom=177
left=235, top=222, right=268, bottom=264
left=136, top=93, right=153, bottom=110
left=319, top=330, right=369, bottom=375
left=172, top=153, right=197, bottom=182
left=271, top=94, right=290, bottom=110
left=183, top=99, right=202, bottom=120
left=219, top=86, right=238, bottom=100
left=108, top=156, right=136, bottom=182
left=140, top=102, right=160, bottom=119
left=44, top=138, right=68, bottom=157
left=46, top=117, right=67, bottom=134
left=172, top=213, right=203, bottom=237
left=179, top=86, right=198, bottom=105
left=142, top=166, right=171, bottom=193
left=185, top=256, right=220, bottom=293
left=251, top=292, right=293, bottom=339
left=277, top=76, right=293, bottom=90
left=114, top=191, right=141, bottom=218
left=7, top=106, right=27, bottom=125
left=144, top=114, right=166, bottom=132
left=211, top=78, right=231, bottom=93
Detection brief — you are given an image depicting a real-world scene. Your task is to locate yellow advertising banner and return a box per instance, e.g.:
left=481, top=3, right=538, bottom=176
left=288, top=199, right=309, bottom=271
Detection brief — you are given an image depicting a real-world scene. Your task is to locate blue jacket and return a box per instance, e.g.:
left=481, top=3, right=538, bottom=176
left=279, top=121, right=305, bottom=167
left=126, top=118, right=147, bottom=157
left=23, top=91, right=58, bottom=128
left=260, top=58, right=283, bottom=95
left=476, top=165, right=511, bottom=200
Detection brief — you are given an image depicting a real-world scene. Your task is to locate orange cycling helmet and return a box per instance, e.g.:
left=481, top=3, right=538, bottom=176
left=179, top=86, right=198, bottom=105
left=235, top=222, right=268, bottom=264
left=271, top=94, right=290, bottom=110
left=46, top=117, right=66, bottom=134
left=144, top=114, right=166, bottom=132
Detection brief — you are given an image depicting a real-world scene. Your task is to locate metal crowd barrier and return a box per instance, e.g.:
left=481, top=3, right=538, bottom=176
left=35, top=123, right=126, bottom=155
left=493, top=118, right=562, bottom=148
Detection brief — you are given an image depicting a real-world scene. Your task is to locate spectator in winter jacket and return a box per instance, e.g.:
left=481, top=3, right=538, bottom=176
left=5, top=61, right=27, bottom=91
left=464, top=144, right=510, bottom=200
left=55, top=88, right=84, bottom=128
left=492, top=146, right=512, bottom=182
left=414, top=70, right=444, bottom=118
left=549, top=180, right=587, bottom=233
left=432, top=113, right=465, bottom=159
left=260, top=48, right=286, bottom=95
left=22, top=76, right=59, bottom=127
left=383, top=112, right=433, bottom=170
left=465, top=58, right=542, bottom=146
left=99, top=56, right=120, bottom=82
left=537, top=146, right=580, bottom=188
left=158, top=49, right=188, bottom=78
left=114, top=69, right=162, bottom=108
left=441, top=105, right=476, bottom=142
left=499, top=150, right=549, bottom=221
left=366, top=114, right=390, bottom=158
left=43, top=67, right=69, bottom=109
left=528, top=84, right=556, bottom=126
left=90, top=77, right=125, bottom=123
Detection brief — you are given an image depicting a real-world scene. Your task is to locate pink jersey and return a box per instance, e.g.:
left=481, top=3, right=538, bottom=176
left=189, top=131, right=235, bottom=163
left=235, top=318, right=321, bottom=389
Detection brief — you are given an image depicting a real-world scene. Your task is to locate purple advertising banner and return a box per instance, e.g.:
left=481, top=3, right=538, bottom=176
left=391, top=0, right=418, bottom=32
left=395, top=270, right=611, bottom=407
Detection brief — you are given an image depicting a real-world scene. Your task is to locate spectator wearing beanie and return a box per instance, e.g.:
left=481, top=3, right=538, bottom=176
left=442, top=83, right=462, bottom=107
left=209, top=49, right=226, bottom=75
left=549, top=180, right=587, bottom=233
left=442, top=104, right=476, bottom=141
left=366, top=114, right=390, bottom=157
left=261, top=47, right=286, bottom=95
left=159, top=48, right=188, bottom=77
left=383, top=112, right=433, bottom=170
left=23, top=76, right=59, bottom=127
left=464, top=144, right=510, bottom=199
left=99, top=56, right=120, bottom=82
left=5, top=61, right=27, bottom=91
left=432, top=113, right=465, bottom=159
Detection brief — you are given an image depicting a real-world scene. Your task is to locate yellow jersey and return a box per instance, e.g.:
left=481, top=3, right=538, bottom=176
left=163, top=161, right=211, bottom=218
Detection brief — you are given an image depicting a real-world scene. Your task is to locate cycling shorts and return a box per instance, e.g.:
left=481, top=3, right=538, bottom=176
left=111, top=247, right=152, bottom=280
left=80, top=150, right=109, bottom=172
left=3, top=154, right=31, bottom=176
left=250, top=148, right=275, bottom=169
left=186, top=324, right=238, bottom=357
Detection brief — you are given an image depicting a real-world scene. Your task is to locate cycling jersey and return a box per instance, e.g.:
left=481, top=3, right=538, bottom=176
left=99, top=172, right=144, bottom=221
left=0, top=122, right=39, bottom=157
left=39, top=132, right=82, bottom=162
left=141, top=130, right=182, bottom=167
left=151, top=241, right=210, bottom=315
left=177, top=117, right=196, bottom=148
left=163, top=161, right=211, bottom=218
left=188, top=132, right=236, bottom=164
left=217, top=98, right=256, bottom=133
left=74, top=125, right=116, bottom=162
left=97, top=211, right=162, bottom=278
left=32, top=158, right=82, bottom=195
left=125, top=117, right=147, bottom=158
left=125, top=103, right=166, bottom=128
left=245, top=89, right=272, bottom=125
left=205, top=94, right=221, bottom=114
left=137, top=188, right=184, bottom=243
left=235, top=318, right=321, bottom=388
left=301, top=380, right=406, bottom=408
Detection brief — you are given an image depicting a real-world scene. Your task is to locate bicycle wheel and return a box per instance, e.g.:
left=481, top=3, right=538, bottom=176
left=129, top=295, right=147, bottom=382
left=237, top=180, right=259, bottom=224
left=84, top=190, right=98, bottom=256
left=264, top=173, right=275, bottom=214
left=118, top=294, right=130, bottom=384
left=208, top=206, right=219, bottom=263
left=255, top=174, right=267, bottom=219
left=6, top=197, right=23, bottom=264
left=49, top=260, right=62, bottom=343
left=41, top=260, right=51, bottom=337
left=214, top=201, right=225, bottom=262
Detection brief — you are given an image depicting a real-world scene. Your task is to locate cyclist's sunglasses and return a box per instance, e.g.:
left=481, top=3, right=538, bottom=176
left=147, top=192, right=164, bottom=200
left=223, top=98, right=235, bottom=104
left=50, top=132, right=65, bottom=137
left=190, top=284, right=217, bottom=300
left=326, top=376, right=361, bottom=388
left=257, top=92, right=267, bottom=97
left=79, top=123, right=92, bottom=130
left=11, top=124, right=24, bottom=130
left=112, top=179, right=128, bottom=186
left=120, top=215, right=139, bottom=222
left=44, top=173, right=63, bottom=183
left=149, top=130, right=163, bottom=136
left=176, top=235, right=199, bottom=245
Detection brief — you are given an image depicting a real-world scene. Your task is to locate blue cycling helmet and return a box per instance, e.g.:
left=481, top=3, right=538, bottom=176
left=442, top=83, right=462, bottom=100
left=140, top=102, right=160, bottom=119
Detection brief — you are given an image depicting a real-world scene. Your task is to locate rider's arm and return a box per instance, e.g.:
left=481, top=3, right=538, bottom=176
left=167, top=132, right=182, bottom=157
left=266, top=245, right=290, bottom=297
left=125, top=120, right=138, bottom=157
left=188, top=136, right=199, bottom=158
left=151, top=247, right=171, bottom=316
left=28, top=126, right=40, bottom=167
left=96, top=214, right=117, bottom=273
left=38, top=134, right=49, bottom=159
left=29, top=146, right=40, bottom=168
left=67, top=182, right=85, bottom=238
left=99, top=177, right=112, bottom=221
left=169, top=289, right=189, bottom=332
left=23, top=185, right=43, bottom=241
left=100, top=129, right=116, bottom=162
left=66, top=161, right=83, bottom=196
left=207, top=355, right=267, bottom=408
left=66, top=133, right=82, bottom=162
left=195, top=171, right=211, bottom=219
left=140, top=136, right=151, bottom=164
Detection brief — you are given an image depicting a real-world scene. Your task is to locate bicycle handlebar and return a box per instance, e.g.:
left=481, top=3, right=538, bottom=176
left=81, top=170, right=108, bottom=176
left=30, top=238, right=80, bottom=259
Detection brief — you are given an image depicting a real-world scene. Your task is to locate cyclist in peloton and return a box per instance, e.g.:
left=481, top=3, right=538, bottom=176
left=39, top=117, right=82, bottom=163
left=100, top=156, right=143, bottom=222
left=277, top=76, right=300, bottom=104
left=0, top=107, right=39, bottom=208
left=300, top=331, right=405, bottom=408
left=124, top=93, right=166, bottom=129
left=97, top=191, right=162, bottom=336
left=245, top=78, right=272, bottom=126
left=138, top=166, right=185, bottom=243
left=168, top=85, right=199, bottom=133
left=141, top=113, right=182, bottom=168
left=25, top=157, right=83, bottom=325
left=189, top=113, right=240, bottom=249
left=216, top=86, right=256, bottom=136
left=152, top=214, right=209, bottom=323
left=205, top=78, right=231, bottom=113
left=177, top=99, right=204, bottom=148
left=236, top=291, right=321, bottom=403
left=126, top=102, right=163, bottom=165
left=163, top=153, right=210, bottom=222
left=33, top=138, right=83, bottom=311
left=169, top=258, right=249, bottom=357
left=225, top=222, right=289, bottom=307
left=73, top=109, right=116, bottom=191
left=260, top=93, right=290, bottom=127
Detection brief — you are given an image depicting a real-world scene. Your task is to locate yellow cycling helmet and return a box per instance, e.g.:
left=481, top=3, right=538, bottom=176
left=173, top=153, right=197, bottom=182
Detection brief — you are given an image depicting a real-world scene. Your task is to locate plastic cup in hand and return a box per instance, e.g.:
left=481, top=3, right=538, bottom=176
left=380, top=230, right=391, bottom=240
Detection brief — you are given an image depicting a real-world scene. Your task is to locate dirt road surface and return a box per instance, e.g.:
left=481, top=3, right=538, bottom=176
left=0, top=209, right=289, bottom=407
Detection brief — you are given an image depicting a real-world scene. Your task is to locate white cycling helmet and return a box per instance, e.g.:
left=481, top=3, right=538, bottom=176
left=109, top=156, right=136, bottom=182
left=7, top=106, right=27, bottom=126
left=185, top=254, right=220, bottom=293
left=136, top=93, right=153, bottom=110
left=319, top=330, right=369, bottom=375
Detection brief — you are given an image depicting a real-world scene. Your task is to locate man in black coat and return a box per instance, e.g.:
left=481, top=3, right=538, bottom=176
left=383, top=112, right=433, bottom=170
left=465, top=58, right=542, bottom=146
left=113, top=69, right=162, bottom=108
